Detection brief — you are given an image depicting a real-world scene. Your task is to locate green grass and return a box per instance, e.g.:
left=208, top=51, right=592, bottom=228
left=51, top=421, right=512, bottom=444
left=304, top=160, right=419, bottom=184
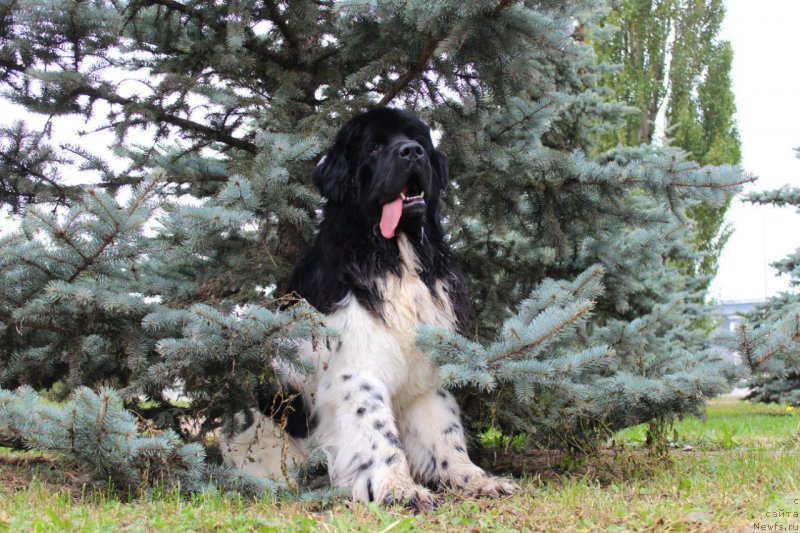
left=2, top=396, right=800, bottom=532
left=614, top=396, right=800, bottom=450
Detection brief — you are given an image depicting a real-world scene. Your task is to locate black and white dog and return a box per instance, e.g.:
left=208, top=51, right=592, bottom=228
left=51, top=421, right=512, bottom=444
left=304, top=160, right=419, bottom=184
left=223, top=108, right=514, bottom=509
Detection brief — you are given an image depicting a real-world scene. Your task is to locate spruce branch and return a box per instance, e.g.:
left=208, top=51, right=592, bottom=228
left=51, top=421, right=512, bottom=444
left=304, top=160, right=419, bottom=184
left=724, top=313, right=800, bottom=373
left=488, top=300, right=595, bottom=365
left=74, top=86, right=258, bottom=153
left=418, top=267, right=613, bottom=399
left=0, top=55, right=257, bottom=153
left=0, top=385, right=274, bottom=496
left=489, top=98, right=561, bottom=143
left=65, top=176, right=162, bottom=283
left=129, top=0, right=299, bottom=69
left=264, top=0, right=301, bottom=54
left=746, top=186, right=800, bottom=209
left=0, top=152, right=71, bottom=202
left=378, top=32, right=448, bottom=107
left=378, top=0, right=513, bottom=106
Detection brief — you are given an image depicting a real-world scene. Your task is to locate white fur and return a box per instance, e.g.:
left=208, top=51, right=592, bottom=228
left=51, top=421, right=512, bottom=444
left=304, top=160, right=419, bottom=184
left=222, top=234, right=514, bottom=505
left=219, top=410, right=306, bottom=484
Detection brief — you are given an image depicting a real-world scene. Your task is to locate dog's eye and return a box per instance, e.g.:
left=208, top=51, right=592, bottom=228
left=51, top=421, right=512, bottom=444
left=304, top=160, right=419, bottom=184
left=371, top=143, right=384, bottom=154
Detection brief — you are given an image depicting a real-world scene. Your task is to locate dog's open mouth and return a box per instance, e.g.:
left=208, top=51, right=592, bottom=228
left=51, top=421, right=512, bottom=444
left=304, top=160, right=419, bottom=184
left=379, top=177, right=426, bottom=239
left=400, top=190, right=425, bottom=204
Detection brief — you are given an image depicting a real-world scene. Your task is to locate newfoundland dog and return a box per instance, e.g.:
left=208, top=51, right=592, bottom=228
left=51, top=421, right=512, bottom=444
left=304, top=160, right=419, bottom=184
left=223, top=108, right=514, bottom=509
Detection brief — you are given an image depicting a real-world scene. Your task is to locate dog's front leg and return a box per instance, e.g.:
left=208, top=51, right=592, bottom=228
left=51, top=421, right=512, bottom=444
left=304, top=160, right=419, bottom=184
left=398, top=387, right=516, bottom=497
left=313, top=371, right=437, bottom=510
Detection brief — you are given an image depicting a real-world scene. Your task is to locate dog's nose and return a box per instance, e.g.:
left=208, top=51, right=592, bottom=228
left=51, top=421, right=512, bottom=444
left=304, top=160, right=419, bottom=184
left=398, top=142, right=424, bottom=161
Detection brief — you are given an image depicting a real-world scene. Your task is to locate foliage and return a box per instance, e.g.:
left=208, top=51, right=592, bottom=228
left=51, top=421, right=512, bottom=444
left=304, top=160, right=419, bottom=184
left=720, top=171, right=800, bottom=404
left=0, top=385, right=273, bottom=497
left=0, top=0, right=748, bottom=491
left=591, top=0, right=742, bottom=291
left=746, top=372, right=800, bottom=407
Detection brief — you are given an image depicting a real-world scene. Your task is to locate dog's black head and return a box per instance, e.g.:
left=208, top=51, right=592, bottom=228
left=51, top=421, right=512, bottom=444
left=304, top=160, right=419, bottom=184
left=289, top=108, right=472, bottom=333
left=312, top=107, right=448, bottom=238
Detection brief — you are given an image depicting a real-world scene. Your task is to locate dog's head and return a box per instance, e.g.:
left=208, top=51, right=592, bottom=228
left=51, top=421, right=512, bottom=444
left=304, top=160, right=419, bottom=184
left=312, top=108, right=448, bottom=238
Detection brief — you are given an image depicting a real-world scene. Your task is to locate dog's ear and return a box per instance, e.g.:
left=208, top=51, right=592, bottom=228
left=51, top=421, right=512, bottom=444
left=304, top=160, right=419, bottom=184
left=312, top=146, right=350, bottom=203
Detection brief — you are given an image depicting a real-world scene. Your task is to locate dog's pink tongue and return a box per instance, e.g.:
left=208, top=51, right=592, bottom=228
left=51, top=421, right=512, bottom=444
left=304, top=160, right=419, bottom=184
left=380, top=196, right=403, bottom=238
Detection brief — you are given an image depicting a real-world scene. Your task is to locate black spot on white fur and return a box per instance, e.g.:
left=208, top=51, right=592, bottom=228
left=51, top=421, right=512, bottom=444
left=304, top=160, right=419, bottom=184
left=384, top=431, right=402, bottom=448
left=367, top=478, right=375, bottom=501
left=443, top=423, right=460, bottom=435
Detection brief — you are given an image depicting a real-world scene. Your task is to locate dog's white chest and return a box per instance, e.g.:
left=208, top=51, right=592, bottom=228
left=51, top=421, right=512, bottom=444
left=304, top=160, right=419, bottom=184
left=309, top=234, right=456, bottom=403
left=381, top=234, right=456, bottom=337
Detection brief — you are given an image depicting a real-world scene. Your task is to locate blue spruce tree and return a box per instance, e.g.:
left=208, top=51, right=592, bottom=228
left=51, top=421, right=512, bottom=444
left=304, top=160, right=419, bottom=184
left=717, top=158, right=800, bottom=404
left=0, top=0, right=746, bottom=491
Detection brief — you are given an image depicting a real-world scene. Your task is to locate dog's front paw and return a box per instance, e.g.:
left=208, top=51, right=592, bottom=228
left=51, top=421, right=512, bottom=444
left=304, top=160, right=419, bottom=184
left=379, top=478, right=438, bottom=511
left=458, top=473, right=517, bottom=498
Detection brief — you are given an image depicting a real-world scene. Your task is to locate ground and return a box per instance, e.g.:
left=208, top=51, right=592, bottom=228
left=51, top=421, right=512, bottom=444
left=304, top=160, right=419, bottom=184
left=1, top=395, right=799, bottom=531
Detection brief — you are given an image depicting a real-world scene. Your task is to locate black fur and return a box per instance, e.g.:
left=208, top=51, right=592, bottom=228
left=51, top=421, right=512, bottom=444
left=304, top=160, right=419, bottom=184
left=288, top=107, right=472, bottom=332
left=257, top=384, right=316, bottom=438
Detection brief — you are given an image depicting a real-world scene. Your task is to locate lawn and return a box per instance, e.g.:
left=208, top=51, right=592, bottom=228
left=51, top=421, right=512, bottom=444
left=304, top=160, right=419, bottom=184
left=2, top=395, right=799, bottom=532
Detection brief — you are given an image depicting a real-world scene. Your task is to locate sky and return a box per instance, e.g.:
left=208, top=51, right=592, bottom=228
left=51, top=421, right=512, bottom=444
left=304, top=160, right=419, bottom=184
left=707, top=0, right=800, bottom=302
